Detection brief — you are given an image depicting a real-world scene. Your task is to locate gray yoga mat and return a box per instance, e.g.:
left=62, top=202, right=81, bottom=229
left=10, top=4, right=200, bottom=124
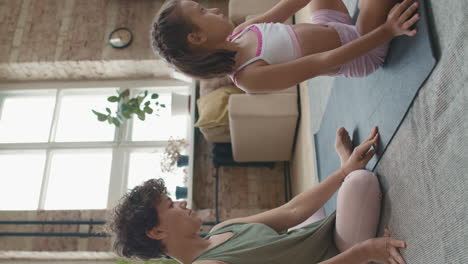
left=312, top=0, right=437, bottom=216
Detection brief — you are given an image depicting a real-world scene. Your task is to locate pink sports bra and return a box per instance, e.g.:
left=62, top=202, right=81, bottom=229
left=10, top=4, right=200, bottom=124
left=228, top=23, right=302, bottom=86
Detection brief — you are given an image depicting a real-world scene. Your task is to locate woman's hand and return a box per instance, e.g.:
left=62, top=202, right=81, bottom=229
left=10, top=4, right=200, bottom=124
left=385, top=0, right=420, bottom=37
left=341, top=127, right=379, bottom=175
left=363, top=228, right=407, bottom=264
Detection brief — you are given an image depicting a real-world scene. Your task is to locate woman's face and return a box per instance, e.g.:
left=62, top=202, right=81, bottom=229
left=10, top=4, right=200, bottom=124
left=179, top=0, right=234, bottom=45
left=155, top=194, right=202, bottom=237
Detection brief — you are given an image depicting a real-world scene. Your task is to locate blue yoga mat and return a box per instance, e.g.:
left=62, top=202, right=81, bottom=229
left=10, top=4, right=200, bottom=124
left=311, top=0, right=437, bottom=216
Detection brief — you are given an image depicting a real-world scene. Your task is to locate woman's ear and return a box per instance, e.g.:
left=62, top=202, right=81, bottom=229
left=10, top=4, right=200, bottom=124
left=146, top=226, right=168, bottom=240
left=187, top=31, right=207, bottom=46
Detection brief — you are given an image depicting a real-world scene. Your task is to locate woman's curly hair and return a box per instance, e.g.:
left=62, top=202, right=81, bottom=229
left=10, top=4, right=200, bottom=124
left=150, top=0, right=237, bottom=79
left=109, top=178, right=168, bottom=260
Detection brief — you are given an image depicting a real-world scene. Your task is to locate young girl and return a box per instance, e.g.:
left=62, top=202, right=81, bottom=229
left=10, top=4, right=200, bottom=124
left=151, top=0, right=419, bottom=93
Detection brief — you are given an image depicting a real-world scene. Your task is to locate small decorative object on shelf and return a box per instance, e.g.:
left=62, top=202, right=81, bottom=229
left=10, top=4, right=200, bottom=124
left=92, top=89, right=166, bottom=127
left=177, top=155, right=189, bottom=167
left=108, top=27, right=133, bottom=49
left=160, top=138, right=189, bottom=173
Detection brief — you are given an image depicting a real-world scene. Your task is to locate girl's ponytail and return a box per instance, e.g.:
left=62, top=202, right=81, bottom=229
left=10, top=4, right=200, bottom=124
left=173, top=50, right=236, bottom=79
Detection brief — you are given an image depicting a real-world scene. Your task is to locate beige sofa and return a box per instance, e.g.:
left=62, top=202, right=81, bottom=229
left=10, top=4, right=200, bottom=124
left=198, top=0, right=299, bottom=162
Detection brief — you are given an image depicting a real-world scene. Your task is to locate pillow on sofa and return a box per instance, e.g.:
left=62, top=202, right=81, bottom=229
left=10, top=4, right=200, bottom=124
left=199, top=76, right=233, bottom=97
left=194, top=85, right=244, bottom=128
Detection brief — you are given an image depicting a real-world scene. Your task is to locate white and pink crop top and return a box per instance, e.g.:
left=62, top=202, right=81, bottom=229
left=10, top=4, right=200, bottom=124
left=228, top=23, right=302, bottom=86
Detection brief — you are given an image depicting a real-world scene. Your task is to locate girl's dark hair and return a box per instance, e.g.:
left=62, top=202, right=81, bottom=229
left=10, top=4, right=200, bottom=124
left=109, top=178, right=168, bottom=260
left=150, top=0, right=236, bottom=79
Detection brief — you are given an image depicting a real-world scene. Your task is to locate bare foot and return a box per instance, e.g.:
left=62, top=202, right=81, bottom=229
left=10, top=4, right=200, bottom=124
left=335, top=127, right=353, bottom=167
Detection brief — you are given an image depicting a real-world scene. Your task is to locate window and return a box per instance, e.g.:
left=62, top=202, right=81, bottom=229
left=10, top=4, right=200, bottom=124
left=0, top=85, right=191, bottom=210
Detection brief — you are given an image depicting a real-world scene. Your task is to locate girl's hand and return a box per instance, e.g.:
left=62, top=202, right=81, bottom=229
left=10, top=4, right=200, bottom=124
left=341, top=127, right=379, bottom=175
left=385, top=0, right=420, bottom=37
left=363, top=228, right=407, bottom=264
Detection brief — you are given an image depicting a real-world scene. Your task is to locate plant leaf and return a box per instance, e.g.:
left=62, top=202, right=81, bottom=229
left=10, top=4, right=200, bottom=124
left=120, top=89, right=130, bottom=98
left=108, top=96, right=119, bottom=102
left=137, top=113, right=145, bottom=121
left=128, top=105, right=137, bottom=113
left=92, top=110, right=108, bottom=121
left=128, top=98, right=136, bottom=105
left=144, top=90, right=148, bottom=97
left=160, top=104, right=166, bottom=108
left=144, top=101, right=150, bottom=106
left=151, top=93, right=159, bottom=99
left=112, top=117, right=121, bottom=127
left=144, top=106, right=153, bottom=114
left=106, top=107, right=111, bottom=114
left=122, top=110, right=131, bottom=119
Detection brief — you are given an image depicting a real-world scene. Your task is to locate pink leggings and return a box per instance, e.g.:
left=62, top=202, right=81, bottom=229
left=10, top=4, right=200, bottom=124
left=311, top=9, right=389, bottom=77
left=334, top=169, right=382, bottom=252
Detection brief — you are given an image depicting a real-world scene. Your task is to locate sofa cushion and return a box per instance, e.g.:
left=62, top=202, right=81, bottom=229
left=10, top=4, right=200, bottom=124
left=199, top=76, right=233, bottom=97
left=194, top=85, right=244, bottom=128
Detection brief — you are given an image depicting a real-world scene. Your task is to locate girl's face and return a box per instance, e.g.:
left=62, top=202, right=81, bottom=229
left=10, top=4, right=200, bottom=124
left=180, top=0, right=234, bottom=46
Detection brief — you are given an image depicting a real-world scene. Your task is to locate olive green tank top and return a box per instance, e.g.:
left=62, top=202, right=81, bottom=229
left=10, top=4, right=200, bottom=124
left=193, top=212, right=339, bottom=264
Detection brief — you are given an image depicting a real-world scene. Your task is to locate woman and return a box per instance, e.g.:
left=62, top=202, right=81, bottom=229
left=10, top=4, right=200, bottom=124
left=110, top=127, right=407, bottom=264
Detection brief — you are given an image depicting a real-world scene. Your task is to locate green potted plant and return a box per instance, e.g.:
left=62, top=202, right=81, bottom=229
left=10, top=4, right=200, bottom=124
left=92, top=89, right=166, bottom=127
left=160, top=138, right=189, bottom=173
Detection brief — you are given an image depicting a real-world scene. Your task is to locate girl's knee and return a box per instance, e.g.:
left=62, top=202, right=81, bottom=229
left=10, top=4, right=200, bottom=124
left=343, top=170, right=380, bottom=190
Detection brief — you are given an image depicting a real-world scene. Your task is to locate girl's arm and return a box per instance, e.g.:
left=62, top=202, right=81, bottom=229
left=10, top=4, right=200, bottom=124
left=237, top=0, right=419, bottom=93
left=211, top=128, right=379, bottom=233
left=235, top=0, right=310, bottom=29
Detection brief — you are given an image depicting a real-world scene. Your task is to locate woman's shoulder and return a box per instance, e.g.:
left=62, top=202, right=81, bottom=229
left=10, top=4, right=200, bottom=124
left=210, top=218, right=248, bottom=233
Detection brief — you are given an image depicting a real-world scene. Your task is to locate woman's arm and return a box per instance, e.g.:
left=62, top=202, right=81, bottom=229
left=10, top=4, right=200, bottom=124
left=212, top=128, right=379, bottom=233
left=238, top=0, right=419, bottom=93
left=213, top=168, right=347, bottom=232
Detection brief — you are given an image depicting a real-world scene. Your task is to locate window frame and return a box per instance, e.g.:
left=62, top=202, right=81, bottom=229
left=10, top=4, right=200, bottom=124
left=0, top=79, right=192, bottom=210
